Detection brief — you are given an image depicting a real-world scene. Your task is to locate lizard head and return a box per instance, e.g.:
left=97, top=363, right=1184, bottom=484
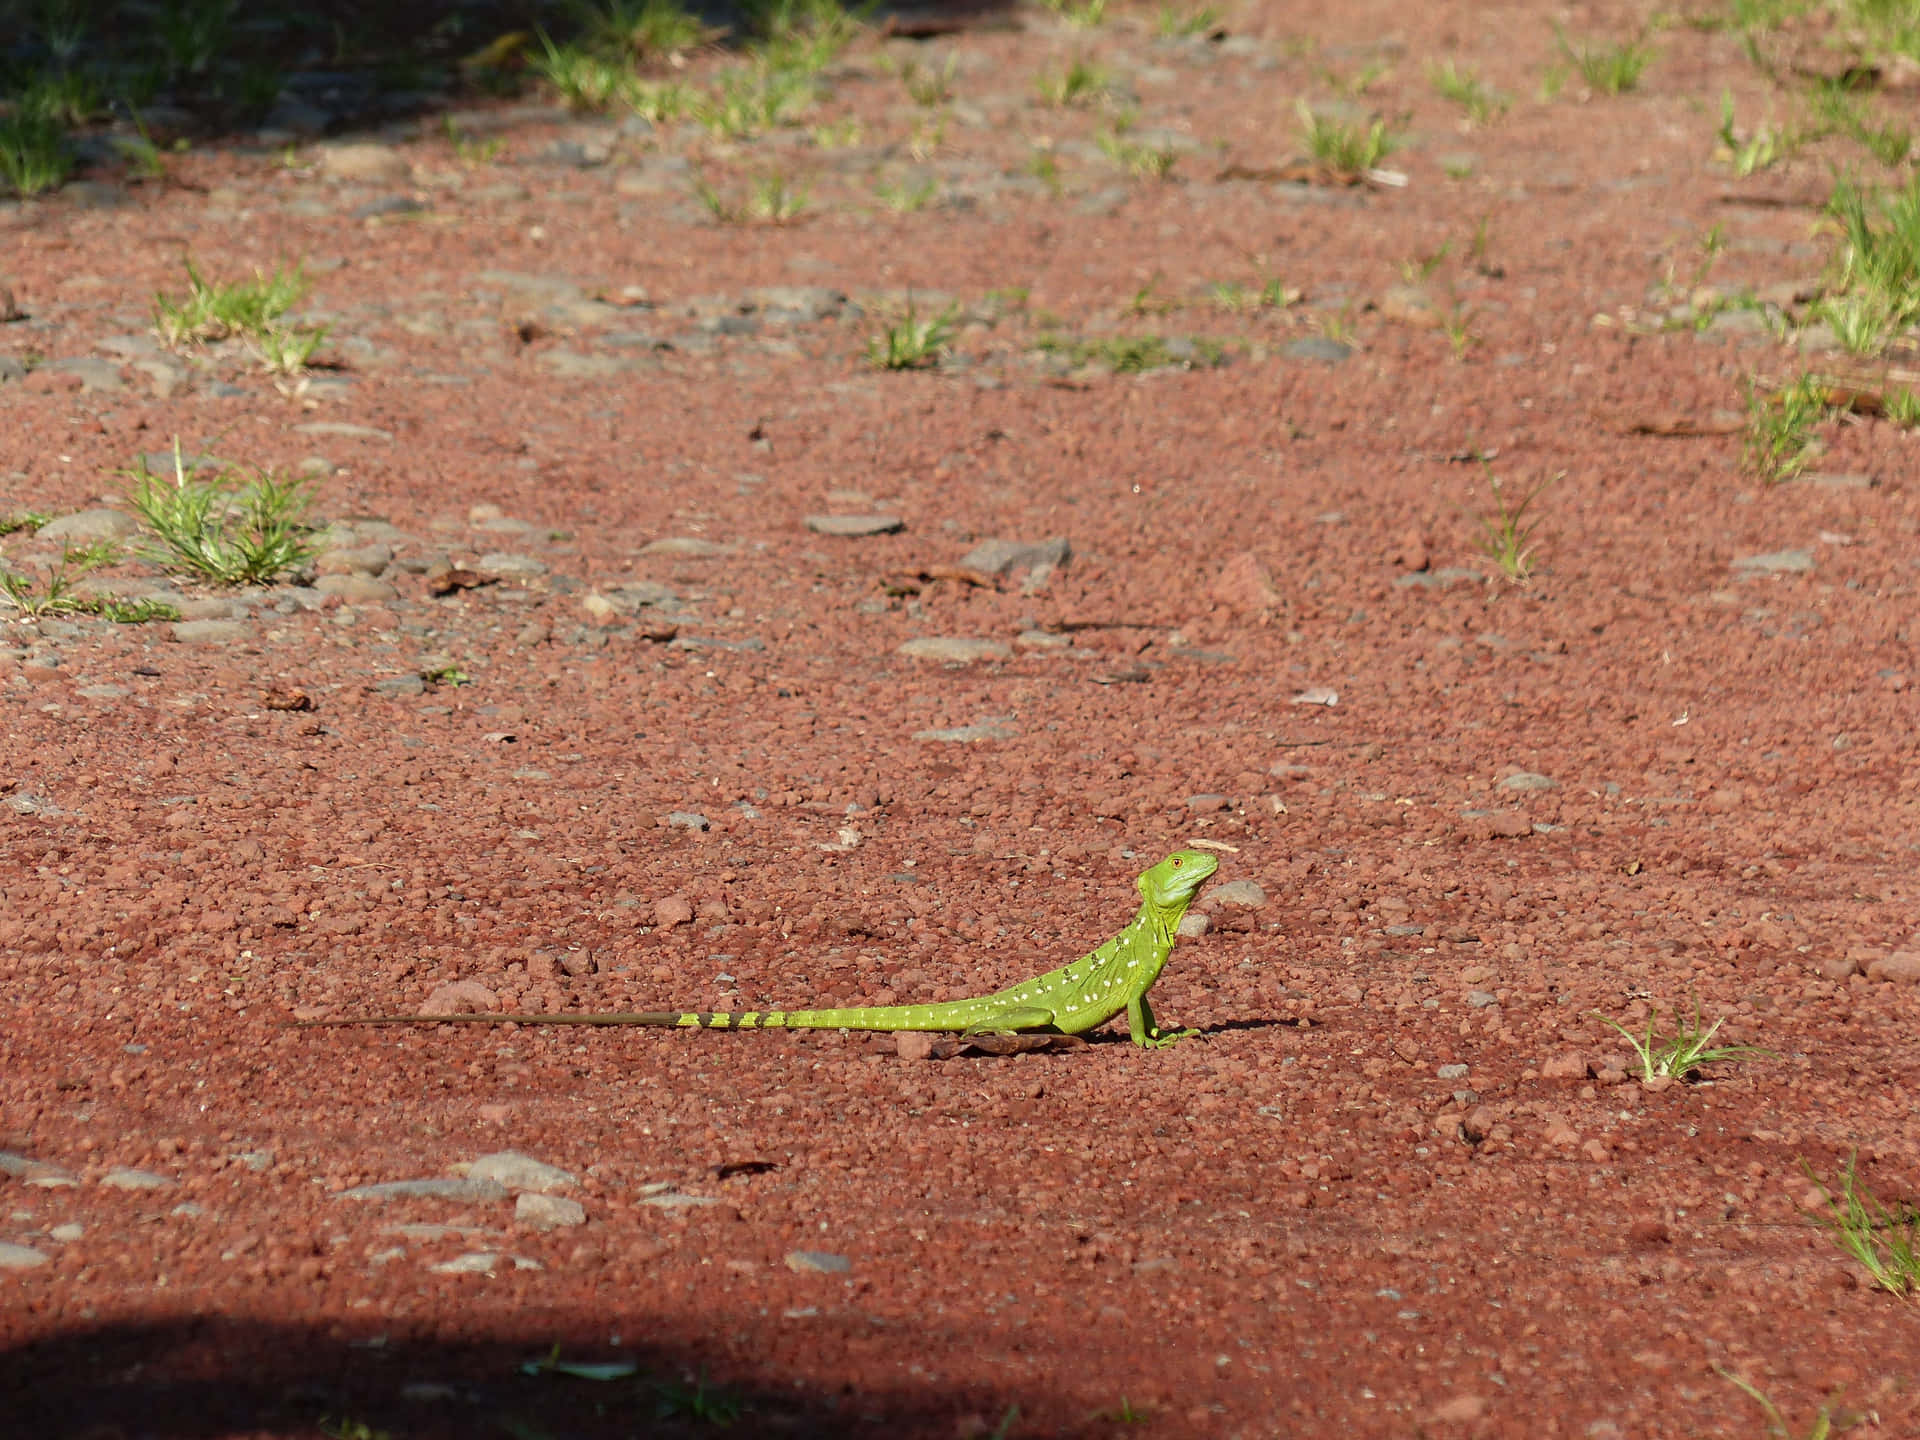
left=1137, top=849, right=1220, bottom=909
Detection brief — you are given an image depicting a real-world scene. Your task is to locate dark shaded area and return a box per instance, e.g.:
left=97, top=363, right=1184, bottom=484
left=0, top=0, right=1022, bottom=149
left=2, top=1312, right=1014, bottom=1438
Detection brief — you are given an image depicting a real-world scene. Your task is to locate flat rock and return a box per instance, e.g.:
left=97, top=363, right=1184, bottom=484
left=36, top=508, right=140, bottom=541
left=0, top=1243, right=48, bottom=1270
left=958, top=536, right=1070, bottom=581
left=100, top=1167, right=174, bottom=1190
left=785, top=1250, right=851, bottom=1274
left=640, top=537, right=730, bottom=557
left=467, top=1151, right=577, bottom=1194
left=637, top=1191, right=723, bottom=1209
left=1207, top=879, right=1267, bottom=909
left=319, top=142, right=412, bottom=183
left=314, top=574, right=398, bottom=603
left=805, top=514, right=903, bottom=536
left=292, top=421, right=393, bottom=441
left=1866, top=951, right=1920, bottom=984
left=478, top=553, right=548, bottom=575
left=47, top=356, right=125, bottom=391
left=1211, top=551, right=1281, bottom=612
left=337, top=1177, right=511, bottom=1202
left=169, top=618, right=250, bottom=645
left=515, top=1193, right=587, bottom=1230
left=0, top=1152, right=76, bottom=1187
left=1732, top=548, right=1813, bottom=575
left=1283, top=336, right=1353, bottom=363
left=897, top=637, right=1011, bottom=663
left=1497, top=771, right=1557, bottom=792
left=914, top=721, right=1017, bottom=742
left=421, top=979, right=499, bottom=1015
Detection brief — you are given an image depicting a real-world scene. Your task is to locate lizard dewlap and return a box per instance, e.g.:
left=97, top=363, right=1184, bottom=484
left=304, top=849, right=1220, bottom=1049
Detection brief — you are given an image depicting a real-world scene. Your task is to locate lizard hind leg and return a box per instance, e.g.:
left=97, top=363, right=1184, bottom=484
left=959, top=1005, right=1058, bottom=1038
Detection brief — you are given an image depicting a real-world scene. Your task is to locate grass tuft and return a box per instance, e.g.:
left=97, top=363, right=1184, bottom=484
left=866, top=296, right=959, bottom=370
left=1743, top=374, right=1830, bottom=484
left=1555, top=26, right=1656, bottom=94
left=1469, top=465, right=1553, bottom=582
left=1592, top=1000, right=1770, bottom=1082
left=1296, top=102, right=1397, bottom=179
left=1036, top=56, right=1108, bottom=108
left=1800, top=1153, right=1920, bottom=1299
left=1428, top=60, right=1508, bottom=125
left=122, top=440, right=319, bottom=587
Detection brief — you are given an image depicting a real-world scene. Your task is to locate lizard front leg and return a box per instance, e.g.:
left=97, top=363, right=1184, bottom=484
left=1126, top=993, right=1198, bottom=1048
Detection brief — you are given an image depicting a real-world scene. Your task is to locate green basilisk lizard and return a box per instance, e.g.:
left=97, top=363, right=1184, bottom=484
left=299, top=849, right=1219, bottom=1047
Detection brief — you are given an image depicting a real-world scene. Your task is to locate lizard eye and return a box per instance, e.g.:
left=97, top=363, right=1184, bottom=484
left=1170, top=858, right=1182, bottom=866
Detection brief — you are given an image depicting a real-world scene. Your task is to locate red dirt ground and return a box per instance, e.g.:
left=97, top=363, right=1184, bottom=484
left=4, top=3, right=1919, bottom=1437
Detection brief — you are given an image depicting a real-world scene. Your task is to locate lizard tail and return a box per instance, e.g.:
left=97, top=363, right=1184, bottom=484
left=291, top=1011, right=813, bottom=1029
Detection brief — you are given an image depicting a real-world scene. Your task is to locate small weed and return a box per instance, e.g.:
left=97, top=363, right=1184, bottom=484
left=1825, top=172, right=1920, bottom=321
left=156, top=0, right=235, bottom=77
left=1041, top=0, right=1109, bottom=27
left=152, top=259, right=309, bottom=347
left=422, top=665, right=470, bottom=687
left=1800, top=1152, right=1920, bottom=1299
left=1215, top=276, right=1300, bottom=312
left=1025, top=146, right=1063, bottom=195
left=1296, top=101, right=1397, bottom=179
left=653, top=1370, right=743, bottom=1426
left=1538, top=62, right=1569, bottom=101
left=743, top=0, right=868, bottom=73
left=1155, top=4, right=1221, bottom=38
left=1098, top=128, right=1179, bottom=180
left=98, top=595, right=180, bottom=623
left=579, top=0, right=716, bottom=61
left=750, top=171, right=809, bottom=222
left=1555, top=27, right=1656, bottom=94
left=866, top=296, right=959, bottom=370
left=1886, top=387, right=1920, bottom=427
left=1714, top=1364, right=1853, bottom=1440
left=874, top=175, right=938, bottom=212
left=1743, top=374, right=1829, bottom=484
left=530, top=30, right=634, bottom=111
left=1036, top=57, right=1108, bottom=107
left=811, top=115, right=863, bottom=147
left=900, top=54, right=958, bottom=107
left=253, top=324, right=330, bottom=375
left=908, top=111, right=947, bottom=161
left=1469, top=464, right=1553, bottom=582
left=0, top=512, right=51, bottom=536
left=1322, top=60, right=1391, bottom=97
left=1592, top=1000, right=1770, bottom=1082
left=628, top=80, right=693, bottom=124
left=1399, top=239, right=1452, bottom=283
left=987, top=1404, right=1021, bottom=1440
left=1809, top=79, right=1912, bottom=166
left=0, top=104, right=73, bottom=198
left=1441, top=303, right=1478, bottom=358
left=1469, top=213, right=1498, bottom=272
left=0, top=562, right=89, bottom=618
left=1814, top=291, right=1899, bottom=356
left=1096, top=1395, right=1153, bottom=1424
left=1428, top=60, right=1508, bottom=125
left=1124, top=274, right=1178, bottom=316
left=696, top=66, right=815, bottom=138
left=1716, top=91, right=1797, bottom=175
left=444, top=115, right=505, bottom=165
left=1442, top=157, right=1475, bottom=179
left=318, top=1418, right=391, bottom=1440
left=1315, top=304, right=1359, bottom=347
left=122, top=440, right=319, bottom=587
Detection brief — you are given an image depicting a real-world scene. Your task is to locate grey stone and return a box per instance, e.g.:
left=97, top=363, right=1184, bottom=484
left=914, top=721, right=1017, bottom=742
left=170, top=619, right=249, bottom=645
left=666, top=811, right=711, bottom=830
left=77, top=684, right=129, bottom=700
left=0, top=356, right=24, bottom=383
left=477, top=553, right=548, bottom=576
left=516, top=1193, right=587, bottom=1231
left=1497, top=771, right=1557, bottom=792
left=1437, top=1063, right=1470, bottom=1080
left=0, top=1152, right=75, bottom=1187
left=100, top=1167, right=174, bottom=1190
left=1176, top=912, right=1210, bottom=938
left=132, top=357, right=189, bottom=396
left=336, top=1177, right=510, bottom=1203
left=785, top=1250, right=851, bottom=1274
left=352, top=194, right=427, bottom=220
left=1283, top=336, right=1353, bottom=363
left=319, top=141, right=411, bottom=183
left=805, top=514, right=904, bottom=536
left=314, top=574, right=398, bottom=603
left=959, top=536, right=1070, bottom=580
left=291, top=421, right=393, bottom=441
left=429, top=1251, right=503, bottom=1274
left=35, top=508, right=140, bottom=541
left=897, top=637, right=1011, bottom=663
left=315, top=543, right=393, bottom=577
left=1207, top=879, right=1267, bottom=909
left=375, top=674, right=426, bottom=697
left=96, top=334, right=162, bottom=358
left=1467, top=990, right=1499, bottom=1008
left=64, top=181, right=128, bottom=209
left=175, top=597, right=242, bottom=620
left=640, top=537, right=730, bottom=557
left=637, top=1191, right=723, bottom=1209
left=1732, top=548, right=1814, bottom=575
left=48, top=1222, right=84, bottom=1242
left=1792, top=471, right=1876, bottom=490
left=467, top=1151, right=577, bottom=1194
left=0, top=1243, right=48, bottom=1270
left=535, top=350, right=641, bottom=379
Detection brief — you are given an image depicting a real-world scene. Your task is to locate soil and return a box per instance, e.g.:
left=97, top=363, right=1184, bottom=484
left=4, top=3, right=1920, bottom=1437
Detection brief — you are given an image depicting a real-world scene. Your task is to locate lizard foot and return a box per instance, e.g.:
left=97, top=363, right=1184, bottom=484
left=1140, top=1027, right=1200, bottom=1048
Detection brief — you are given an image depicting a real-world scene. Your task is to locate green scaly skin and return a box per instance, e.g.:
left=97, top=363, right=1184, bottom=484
left=300, top=850, right=1220, bottom=1048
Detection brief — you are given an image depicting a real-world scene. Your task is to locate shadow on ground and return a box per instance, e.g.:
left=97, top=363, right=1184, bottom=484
left=4, top=1312, right=1017, bottom=1438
